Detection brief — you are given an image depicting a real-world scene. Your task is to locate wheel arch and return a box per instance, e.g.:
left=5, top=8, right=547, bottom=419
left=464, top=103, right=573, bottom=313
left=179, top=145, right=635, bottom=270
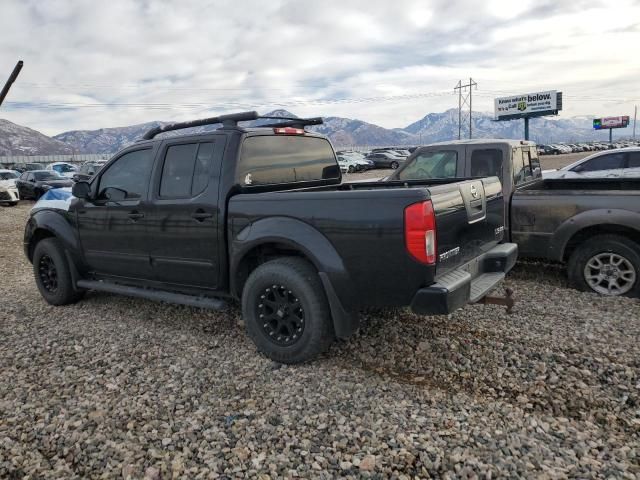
left=547, top=209, right=640, bottom=262
left=230, top=217, right=359, bottom=338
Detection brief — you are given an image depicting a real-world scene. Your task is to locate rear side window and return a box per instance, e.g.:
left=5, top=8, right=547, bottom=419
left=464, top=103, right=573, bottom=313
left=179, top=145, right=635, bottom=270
left=575, top=153, right=625, bottom=172
left=397, top=150, right=457, bottom=180
left=512, top=148, right=536, bottom=185
left=238, top=135, right=339, bottom=185
left=470, top=149, right=503, bottom=178
left=159, top=142, right=215, bottom=198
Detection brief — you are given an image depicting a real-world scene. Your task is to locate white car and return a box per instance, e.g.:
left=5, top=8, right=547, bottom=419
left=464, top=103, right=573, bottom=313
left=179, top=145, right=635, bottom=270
left=337, top=155, right=361, bottom=173
left=46, top=162, right=78, bottom=178
left=543, top=147, right=640, bottom=179
left=0, top=169, right=21, bottom=206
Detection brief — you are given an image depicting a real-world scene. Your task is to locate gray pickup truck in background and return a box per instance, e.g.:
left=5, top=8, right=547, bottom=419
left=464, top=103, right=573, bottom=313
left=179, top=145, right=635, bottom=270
left=387, top=139, right=640, bottom=297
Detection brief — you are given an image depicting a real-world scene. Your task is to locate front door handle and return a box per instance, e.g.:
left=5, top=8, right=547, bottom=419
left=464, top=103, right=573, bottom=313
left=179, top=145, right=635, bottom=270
left=128, top=211, right=145, bottom=221
left=191, top=210, right=213, bottom=222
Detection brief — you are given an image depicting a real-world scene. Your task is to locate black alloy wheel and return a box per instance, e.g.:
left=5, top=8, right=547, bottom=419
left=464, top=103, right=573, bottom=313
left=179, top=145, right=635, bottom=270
left=38, top=254, right=58, bottom=293
left=257, top=284, right=305, bottom=346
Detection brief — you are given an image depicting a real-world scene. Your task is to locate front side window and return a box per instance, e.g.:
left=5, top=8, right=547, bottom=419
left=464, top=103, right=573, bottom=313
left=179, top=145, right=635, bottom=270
left=397, top=150, right=458, bottom=180
left=98, top=149, right=153, bottom=200
left=238, top=135, right=339, bottom=185
left=575, top=153, right=625, bottom=172
left=471, top=149, right=503, bottom=178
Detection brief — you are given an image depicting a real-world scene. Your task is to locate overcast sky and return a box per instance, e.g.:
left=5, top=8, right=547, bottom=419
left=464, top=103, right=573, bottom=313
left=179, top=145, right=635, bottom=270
left=1, top=0, right=639, bottom=135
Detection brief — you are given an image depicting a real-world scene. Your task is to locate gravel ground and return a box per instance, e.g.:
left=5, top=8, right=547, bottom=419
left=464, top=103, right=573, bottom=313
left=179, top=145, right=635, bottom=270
left=1, top=202, right=639, bottom=479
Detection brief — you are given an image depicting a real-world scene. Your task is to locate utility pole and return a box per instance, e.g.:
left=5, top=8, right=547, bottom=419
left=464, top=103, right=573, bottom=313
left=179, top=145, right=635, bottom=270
left=454, top=77, right=477, bottom=140
left=0, top=60, right=23, bottom=108
left=634, top=105, right=637, bottom=140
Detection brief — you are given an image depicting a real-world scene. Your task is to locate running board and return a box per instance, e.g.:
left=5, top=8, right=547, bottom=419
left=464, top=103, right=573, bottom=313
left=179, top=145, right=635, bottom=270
left=76, top=280, right=227, bottom=310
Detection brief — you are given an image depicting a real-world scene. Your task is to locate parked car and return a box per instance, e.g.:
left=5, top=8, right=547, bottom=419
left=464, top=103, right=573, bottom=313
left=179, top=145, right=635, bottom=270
left=72, top=160, right=107, bottom=182
left=0, top=169, right=20, bottom=206
left=365, top=151, right=406, bottom=169
left=387, top=139, right=640, bottom=297
left=24, top=111, right=516, bottom=364
left=543, top=148, right=640, bottom=179
left=16, top=170, right=73, bottom=200
left=337, top=155, right=360, bottom=173
left=13, top=162, right=45, bottom=173
left=339, top=151, right=374, bottom=170
left=46, top=162, right=78, bottom=178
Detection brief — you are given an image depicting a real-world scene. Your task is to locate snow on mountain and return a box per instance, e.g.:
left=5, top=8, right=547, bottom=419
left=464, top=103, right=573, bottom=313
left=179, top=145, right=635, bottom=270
left=0, top=119, right=76, bottom=156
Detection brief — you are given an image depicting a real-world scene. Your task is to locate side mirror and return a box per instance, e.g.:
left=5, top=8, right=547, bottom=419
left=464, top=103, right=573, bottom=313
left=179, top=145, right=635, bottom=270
left=72, top=181, right=91, bottom=199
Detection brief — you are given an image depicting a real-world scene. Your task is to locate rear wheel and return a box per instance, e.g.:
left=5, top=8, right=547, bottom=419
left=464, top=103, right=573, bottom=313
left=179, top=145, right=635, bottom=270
left=390, top=161, right=399, bottom=169
left=241, top=257, right=334, bottom=363
left=568, top=235, right=639, bottom=297
left=33, top=238, right=84, bottom=305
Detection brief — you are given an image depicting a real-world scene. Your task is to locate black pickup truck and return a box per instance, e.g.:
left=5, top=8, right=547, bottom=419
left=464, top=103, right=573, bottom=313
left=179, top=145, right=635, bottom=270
left=387, top=139, right=640, bottom=297
left=24, top=112, right=516, bottom=363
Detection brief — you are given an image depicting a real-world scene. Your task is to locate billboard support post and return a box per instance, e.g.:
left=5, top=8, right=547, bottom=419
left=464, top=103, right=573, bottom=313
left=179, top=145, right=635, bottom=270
left=524, top=117, right=529, bottom=140
left=609, top=128, right=613, bottom=144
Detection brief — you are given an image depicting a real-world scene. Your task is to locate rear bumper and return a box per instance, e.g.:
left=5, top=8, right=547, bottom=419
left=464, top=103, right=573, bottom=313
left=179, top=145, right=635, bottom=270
left=410, top=243, right=518, bottom=315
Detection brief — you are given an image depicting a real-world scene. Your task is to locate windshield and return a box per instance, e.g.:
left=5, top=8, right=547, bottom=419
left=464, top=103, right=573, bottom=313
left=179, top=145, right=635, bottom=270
left=0, top=171, right=18, bottom=180
left=34, top=171, right=63, bottom=180
left=52, top=164, right=77, bottom=173
left=396, top=150, right=458, bottom=180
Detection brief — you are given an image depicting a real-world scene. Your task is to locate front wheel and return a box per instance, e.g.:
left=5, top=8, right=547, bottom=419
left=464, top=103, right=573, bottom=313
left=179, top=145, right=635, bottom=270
left=241, top=257, right=334, bottom=363
left=33, top=238, right=85, bottom=305
left=390, top=161, right=399, bottom=169
left=568, top=235, right=639, bottom=297
left=348, top=165, right=355, bottom=173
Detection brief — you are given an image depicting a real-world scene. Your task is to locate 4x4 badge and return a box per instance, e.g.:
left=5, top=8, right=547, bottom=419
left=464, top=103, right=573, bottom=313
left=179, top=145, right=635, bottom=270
left=470, top=184, right=478, bottom=199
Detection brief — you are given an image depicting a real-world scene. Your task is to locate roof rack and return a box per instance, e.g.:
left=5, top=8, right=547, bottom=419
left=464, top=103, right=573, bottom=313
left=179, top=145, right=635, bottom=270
left=142, top=111, right=259, bottom=140
left=257, top=116, right=323, bottom=128
left=141, top=111, right=323, bottom=140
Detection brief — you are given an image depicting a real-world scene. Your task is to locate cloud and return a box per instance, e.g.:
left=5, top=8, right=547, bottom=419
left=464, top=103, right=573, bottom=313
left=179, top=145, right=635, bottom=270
left=0, top=0, right=638, bottom=135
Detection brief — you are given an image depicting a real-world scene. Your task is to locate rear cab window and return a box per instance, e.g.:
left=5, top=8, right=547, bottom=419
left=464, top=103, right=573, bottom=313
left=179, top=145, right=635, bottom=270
left=397, top=150, right=458, bottom=180
left=237, top=134, right=340, bottom=186
left=470, top=149, right=503, bottom=178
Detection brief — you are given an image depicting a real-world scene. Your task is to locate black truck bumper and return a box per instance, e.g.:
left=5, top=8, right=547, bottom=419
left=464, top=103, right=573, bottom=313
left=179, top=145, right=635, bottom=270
left=410, top=243, right=518, bottom=316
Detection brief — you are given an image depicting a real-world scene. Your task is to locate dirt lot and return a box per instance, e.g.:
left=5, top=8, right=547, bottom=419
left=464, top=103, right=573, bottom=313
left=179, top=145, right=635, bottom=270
left=1, top=201, right=639, bottom=479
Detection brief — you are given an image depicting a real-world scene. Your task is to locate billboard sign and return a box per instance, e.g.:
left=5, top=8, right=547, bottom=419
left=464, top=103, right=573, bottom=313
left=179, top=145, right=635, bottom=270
left=494, top=90, right=560, bottom=120
left=593, top=116, right=629, bottom=130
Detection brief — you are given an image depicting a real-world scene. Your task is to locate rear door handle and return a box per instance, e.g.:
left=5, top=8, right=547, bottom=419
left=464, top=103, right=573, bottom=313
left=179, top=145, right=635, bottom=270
left=191, top=210, right=213, bottom=222
left=128, top=211, right=145, bottom=221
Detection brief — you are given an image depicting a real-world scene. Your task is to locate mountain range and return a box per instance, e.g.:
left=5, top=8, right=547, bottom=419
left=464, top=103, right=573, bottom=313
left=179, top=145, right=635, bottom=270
left=0, top=109, right=633, bottom=156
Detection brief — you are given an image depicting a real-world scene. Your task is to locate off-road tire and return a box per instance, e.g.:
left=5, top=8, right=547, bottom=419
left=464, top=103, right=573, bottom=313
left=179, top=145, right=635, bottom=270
left=242, top=257, right=334, bottom=364
left=568, top=234, right=640, bottom=297
left=33, top=238, right=85, bottom=305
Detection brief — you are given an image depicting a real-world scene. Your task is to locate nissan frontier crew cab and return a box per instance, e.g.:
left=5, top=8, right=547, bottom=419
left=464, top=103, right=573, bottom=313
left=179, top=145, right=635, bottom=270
left=24, top=112, right=517, bottom=363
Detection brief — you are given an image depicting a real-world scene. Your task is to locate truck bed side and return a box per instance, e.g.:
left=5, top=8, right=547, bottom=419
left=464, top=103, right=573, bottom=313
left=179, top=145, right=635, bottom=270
left=511, top=178, right=640, bottom=261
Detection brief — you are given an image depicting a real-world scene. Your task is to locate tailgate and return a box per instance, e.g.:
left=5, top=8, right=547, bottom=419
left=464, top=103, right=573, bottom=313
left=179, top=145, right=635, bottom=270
left=429, top=176, right=504, bottom=275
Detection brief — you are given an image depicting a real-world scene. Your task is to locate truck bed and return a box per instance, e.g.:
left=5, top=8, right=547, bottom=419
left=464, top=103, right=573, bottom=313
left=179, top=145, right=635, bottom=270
left=511, top=178, right=640, bottom=260
left=228, top=176, right=505, bottom=309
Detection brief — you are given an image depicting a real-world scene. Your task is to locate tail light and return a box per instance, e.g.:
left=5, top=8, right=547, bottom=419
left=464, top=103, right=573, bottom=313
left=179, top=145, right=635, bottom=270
left=404, top=200, right=436, bottom=264
left=274, top=127, right=305, bottom=135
